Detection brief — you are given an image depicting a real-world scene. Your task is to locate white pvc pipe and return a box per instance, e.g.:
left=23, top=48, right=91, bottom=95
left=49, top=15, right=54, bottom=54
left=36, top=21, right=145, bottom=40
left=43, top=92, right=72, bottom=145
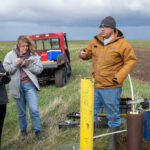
left=128, top=74, right=135, bottom=112
left=93, top=130, right=127, bottom=139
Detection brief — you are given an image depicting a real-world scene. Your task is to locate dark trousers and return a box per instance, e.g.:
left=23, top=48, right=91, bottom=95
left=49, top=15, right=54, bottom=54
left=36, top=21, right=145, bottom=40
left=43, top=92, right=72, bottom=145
left=0, top=104, right=6, bottom=146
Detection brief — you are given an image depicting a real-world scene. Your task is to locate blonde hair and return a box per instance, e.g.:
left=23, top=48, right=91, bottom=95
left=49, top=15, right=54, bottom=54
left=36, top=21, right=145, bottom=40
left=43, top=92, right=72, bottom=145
left=17, top=35, right=35, bottom=55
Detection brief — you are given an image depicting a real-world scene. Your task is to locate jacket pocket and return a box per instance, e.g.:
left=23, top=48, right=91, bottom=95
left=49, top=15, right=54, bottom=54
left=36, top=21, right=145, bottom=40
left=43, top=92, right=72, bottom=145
left=95, top=73, right=115, bottom=87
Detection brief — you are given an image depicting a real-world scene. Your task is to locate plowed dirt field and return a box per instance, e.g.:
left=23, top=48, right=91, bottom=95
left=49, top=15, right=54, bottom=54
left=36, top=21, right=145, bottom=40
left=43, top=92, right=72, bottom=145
left=131, top=47, right=150, bottom=83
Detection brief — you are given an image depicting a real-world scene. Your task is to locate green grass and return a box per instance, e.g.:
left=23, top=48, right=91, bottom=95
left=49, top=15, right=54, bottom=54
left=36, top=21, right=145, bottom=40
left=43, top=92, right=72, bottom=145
left=129, top=40, right=150, bottom=48
left=0, top=41, right=16, bottom=61
left=1, top=40, right=150, bottom=150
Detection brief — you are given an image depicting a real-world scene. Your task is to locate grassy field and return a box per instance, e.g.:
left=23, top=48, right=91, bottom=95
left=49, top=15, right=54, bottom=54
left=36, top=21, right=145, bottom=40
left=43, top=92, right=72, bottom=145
left=0, top=40, right=150, bottom=150
left=129, top=40, right=150, bottom=48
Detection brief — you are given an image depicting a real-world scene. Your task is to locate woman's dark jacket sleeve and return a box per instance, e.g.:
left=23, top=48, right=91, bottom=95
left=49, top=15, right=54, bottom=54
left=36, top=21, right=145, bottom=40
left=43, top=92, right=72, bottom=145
left=0, top=61, right=10, bottom=105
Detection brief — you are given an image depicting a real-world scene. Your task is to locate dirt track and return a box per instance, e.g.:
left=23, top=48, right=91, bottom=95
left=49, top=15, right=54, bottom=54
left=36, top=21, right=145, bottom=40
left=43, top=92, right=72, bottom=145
left=130, top=47, right=150, bottom=83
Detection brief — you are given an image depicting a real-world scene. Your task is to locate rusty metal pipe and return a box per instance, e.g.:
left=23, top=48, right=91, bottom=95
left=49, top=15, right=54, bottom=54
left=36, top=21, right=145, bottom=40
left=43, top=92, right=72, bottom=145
left=127, top=112, right=143, bottom=150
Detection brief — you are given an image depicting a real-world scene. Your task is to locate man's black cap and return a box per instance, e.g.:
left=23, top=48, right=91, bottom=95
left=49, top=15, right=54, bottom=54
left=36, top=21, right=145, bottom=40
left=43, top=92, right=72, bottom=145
left=99, top=16, right=116, bottom=29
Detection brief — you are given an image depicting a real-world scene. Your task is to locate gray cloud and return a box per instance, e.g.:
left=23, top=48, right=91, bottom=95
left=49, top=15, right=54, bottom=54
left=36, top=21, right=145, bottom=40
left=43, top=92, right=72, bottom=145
left=0, top=0, right=150, bottom=40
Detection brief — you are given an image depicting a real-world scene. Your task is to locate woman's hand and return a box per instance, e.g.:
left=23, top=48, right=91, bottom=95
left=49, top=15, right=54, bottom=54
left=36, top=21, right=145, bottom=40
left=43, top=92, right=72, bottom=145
left=15, top=58, right=21, bottom=65
left=21, top=60, right=30, bottom=67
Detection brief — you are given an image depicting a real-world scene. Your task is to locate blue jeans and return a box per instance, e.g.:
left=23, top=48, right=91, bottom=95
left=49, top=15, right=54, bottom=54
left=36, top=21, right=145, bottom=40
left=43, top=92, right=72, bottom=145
left=14, top=82, right=41, bottom=132
left=94, top=87, right=122, bottom=127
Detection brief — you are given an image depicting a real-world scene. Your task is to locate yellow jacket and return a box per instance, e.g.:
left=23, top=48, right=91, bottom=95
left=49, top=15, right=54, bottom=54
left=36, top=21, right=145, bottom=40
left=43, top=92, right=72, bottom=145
left=79, top=29, right=137, bottom=88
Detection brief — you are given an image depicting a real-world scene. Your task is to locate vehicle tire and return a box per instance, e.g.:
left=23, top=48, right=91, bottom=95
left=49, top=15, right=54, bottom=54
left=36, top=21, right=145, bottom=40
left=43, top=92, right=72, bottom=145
left=55, top=69, right=66, bottom=87
left=66, top=63, right=72, bottom=77
left=62, top=67, right=68, bottom=82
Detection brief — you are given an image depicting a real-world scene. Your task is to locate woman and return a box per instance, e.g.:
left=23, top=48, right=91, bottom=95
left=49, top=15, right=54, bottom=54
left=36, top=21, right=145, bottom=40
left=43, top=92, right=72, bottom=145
left=0, top=61, right=10, bottom=146
left=3, top=35, right=45, bottom=140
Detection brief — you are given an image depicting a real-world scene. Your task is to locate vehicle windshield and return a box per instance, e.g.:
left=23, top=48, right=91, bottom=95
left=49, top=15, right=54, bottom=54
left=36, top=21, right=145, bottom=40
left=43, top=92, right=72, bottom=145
left=34, top=38, right=60, bottom=50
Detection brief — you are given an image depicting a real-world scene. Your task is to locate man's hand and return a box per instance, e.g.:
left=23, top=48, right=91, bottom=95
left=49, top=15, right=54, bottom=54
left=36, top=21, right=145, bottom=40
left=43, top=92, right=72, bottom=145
left=112, top=78, right=119, bottom=84
left=80, top=49, right=87, bottom=58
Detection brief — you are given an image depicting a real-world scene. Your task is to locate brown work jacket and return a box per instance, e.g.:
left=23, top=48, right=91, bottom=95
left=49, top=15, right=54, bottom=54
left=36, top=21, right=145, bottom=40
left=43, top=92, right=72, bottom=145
left=79, top=29, right=137, bottom=88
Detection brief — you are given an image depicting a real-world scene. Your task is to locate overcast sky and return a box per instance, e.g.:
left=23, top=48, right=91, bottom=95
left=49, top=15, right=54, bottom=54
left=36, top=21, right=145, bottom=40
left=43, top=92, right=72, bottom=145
left=0, top=0, right=149, bottom=40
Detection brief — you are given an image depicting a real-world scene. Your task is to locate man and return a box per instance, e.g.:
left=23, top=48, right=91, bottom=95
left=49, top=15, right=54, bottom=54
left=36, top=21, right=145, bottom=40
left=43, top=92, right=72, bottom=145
left=79, top=16, right=137, bottom=150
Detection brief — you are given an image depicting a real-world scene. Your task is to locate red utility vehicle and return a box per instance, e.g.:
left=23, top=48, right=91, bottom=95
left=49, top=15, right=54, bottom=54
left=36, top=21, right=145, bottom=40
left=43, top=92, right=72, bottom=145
left=28, top=32, right=72, bottom=87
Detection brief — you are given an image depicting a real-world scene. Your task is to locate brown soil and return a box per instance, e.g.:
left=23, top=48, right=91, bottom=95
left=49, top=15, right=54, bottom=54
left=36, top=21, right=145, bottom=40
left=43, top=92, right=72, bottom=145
left=130, top=47, right=150, bottom=83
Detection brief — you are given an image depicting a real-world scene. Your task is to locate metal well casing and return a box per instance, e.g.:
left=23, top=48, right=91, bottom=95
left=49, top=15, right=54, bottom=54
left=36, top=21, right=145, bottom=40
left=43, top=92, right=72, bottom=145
left=127, top=112, right=143, bottom=150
